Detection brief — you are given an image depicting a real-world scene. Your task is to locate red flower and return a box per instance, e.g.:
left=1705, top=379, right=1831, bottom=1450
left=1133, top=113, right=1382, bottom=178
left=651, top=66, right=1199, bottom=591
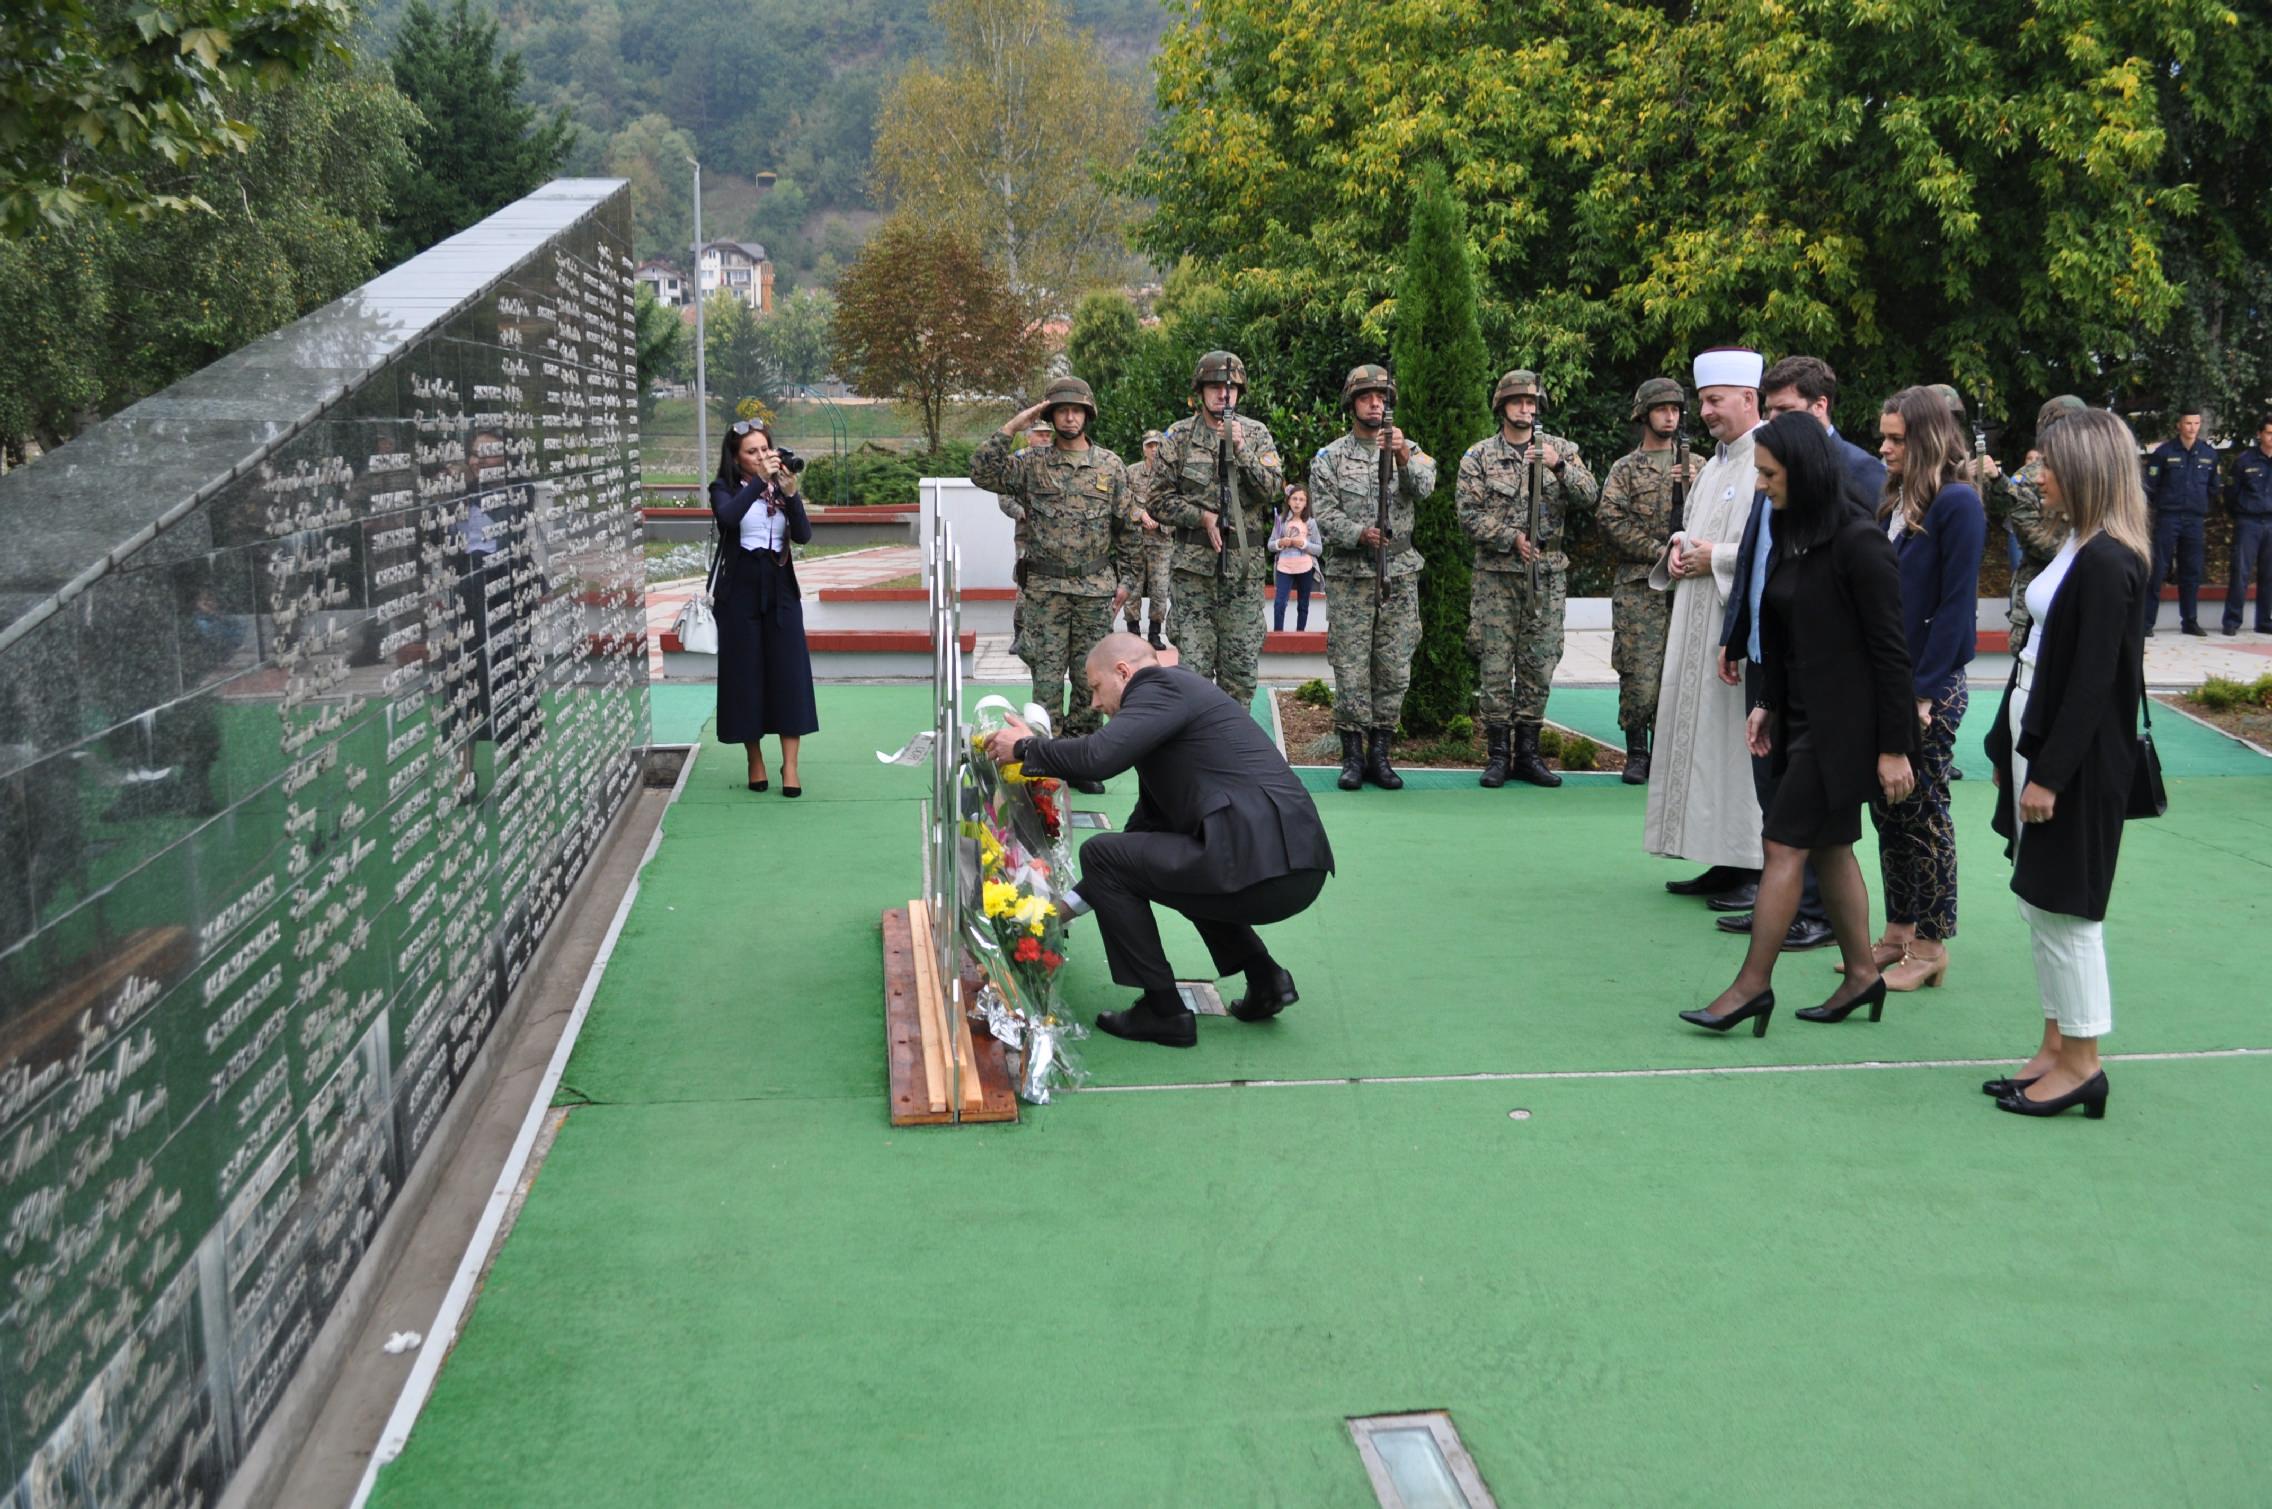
left=1040, top=949, right=1063, bottom=972
left=1014, top=936, right=1041, bottom=963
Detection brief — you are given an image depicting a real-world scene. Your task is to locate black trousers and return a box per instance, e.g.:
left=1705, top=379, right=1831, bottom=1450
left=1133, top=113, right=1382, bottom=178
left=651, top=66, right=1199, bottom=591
left=1745, top=662, right=1826, bottom=922
left=1076, top=832, right=1327, bottom=992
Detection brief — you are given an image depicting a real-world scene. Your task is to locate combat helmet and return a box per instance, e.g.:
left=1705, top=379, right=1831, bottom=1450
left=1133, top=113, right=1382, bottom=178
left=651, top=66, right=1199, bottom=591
left=1930, top=382, right=1966, bottom=418
left=1341, top=363, right=1396, bottom=409
left=1630, top=376, right=1685, bottom=422
left=1141, top=428, right=1165, bottom=449
left=1041, top=374, right=1097, bottom=425
left=1192, top=350, right=1248, bottom=394
left=2036, top=394, right=2088, bottom=432
left=1491, top=369, right=1545, bottom=417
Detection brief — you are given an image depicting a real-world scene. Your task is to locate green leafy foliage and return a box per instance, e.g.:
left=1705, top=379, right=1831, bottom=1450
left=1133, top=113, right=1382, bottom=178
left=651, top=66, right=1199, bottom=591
left=1137, top=0, right=2272, bottom=440
left=700, top=291, right=782, bottom=414
left=0, top=50, right=418, bottom=457
left=1293, top=678, right=1334, bottom=708
left=384, top=0, right=573, bottom=263
left=802, top=439, right=977, bottom=507
left=0, top=0, right=355, bottom=236
left=1390, top=163, right=1487, bottom=734
left=633, top=283, right=687, bottom=419
left=2190, top=674, right=2272, bottom=712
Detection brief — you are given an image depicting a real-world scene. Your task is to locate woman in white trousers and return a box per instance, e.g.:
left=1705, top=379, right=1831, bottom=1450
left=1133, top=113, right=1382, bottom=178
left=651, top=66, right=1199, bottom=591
left=1979, top=409, right=2153, bottom=1119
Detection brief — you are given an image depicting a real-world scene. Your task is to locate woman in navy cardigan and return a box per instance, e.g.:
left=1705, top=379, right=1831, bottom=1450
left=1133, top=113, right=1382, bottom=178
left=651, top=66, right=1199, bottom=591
left=710, top=420, right=818, bottom=794
left=1868, top=387, right=1986, bottom=991
left=1980, top=408, right=2151, bottom=1119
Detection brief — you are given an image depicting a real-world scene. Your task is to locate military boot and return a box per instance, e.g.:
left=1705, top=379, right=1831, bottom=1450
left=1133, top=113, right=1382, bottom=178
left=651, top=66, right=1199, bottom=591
left=1365, top=728, right=1404, bottom=790
left=1513, top=723, right=1562, bottom=788
left=1480, top=725, right=1512, bottom=788
left=1337, top=730, right=1365, bottom=791
left=1622, top=729, right=1652, bottom=786
left=1147, top=627, right=1168, bottom=651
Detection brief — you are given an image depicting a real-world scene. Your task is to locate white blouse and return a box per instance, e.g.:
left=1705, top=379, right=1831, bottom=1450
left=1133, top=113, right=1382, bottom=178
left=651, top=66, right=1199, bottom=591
left=738, top=486, right=787, bottom=552
left=2019, top=533, right=2083, bottom=668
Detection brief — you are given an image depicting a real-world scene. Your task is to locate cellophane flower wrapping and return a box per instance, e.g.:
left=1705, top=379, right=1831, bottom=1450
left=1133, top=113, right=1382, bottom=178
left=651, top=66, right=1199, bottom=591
left=961, top=705, right=1087, bottom=1103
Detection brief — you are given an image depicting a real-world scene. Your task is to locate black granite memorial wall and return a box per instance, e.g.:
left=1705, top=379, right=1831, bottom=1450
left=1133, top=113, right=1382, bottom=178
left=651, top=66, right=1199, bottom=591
left=0, top=179, right=648, bottom=1505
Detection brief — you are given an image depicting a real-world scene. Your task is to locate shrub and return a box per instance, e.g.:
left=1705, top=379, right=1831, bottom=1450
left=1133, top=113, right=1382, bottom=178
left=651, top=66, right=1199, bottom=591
left=1294, top=678, right=1335, bottom=708
left=1536, top=726, right=1564, bottom=758
left=1445, top=713, right=1476, bottom=742
left=2193, top=677, right=2253, bottom=711
left=1560, top=735, right=1600, bottom=771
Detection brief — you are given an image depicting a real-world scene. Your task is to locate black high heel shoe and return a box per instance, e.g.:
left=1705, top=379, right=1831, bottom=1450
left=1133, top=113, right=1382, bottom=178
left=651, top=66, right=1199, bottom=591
left=1981, top=1074, right=2041, bottom=1098
left=747, top=779, right=769, bottom=792
left=1796, top=976, right=1886, bottom=1024
left=1679, top=990, right=1774, bottom=1037
left=782, top=785, right=802, bottom=798
left=1996, top=1070, right=2109, bottom=1120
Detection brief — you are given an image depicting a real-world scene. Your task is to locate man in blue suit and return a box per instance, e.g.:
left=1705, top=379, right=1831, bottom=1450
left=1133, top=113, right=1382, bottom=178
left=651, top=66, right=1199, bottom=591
left=1711, top=355, right=1884, bottom=951
left=2144, top=407, right=2219, bottom=636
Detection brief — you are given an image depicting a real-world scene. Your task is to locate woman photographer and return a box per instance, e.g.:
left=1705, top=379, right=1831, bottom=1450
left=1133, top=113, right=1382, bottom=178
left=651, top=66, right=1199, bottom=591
left=710, top=418, right=817, bottom=795
left=1981, top=408, right=2151, bottom=1120
left=1680, top=413, right=1917, bottom=1037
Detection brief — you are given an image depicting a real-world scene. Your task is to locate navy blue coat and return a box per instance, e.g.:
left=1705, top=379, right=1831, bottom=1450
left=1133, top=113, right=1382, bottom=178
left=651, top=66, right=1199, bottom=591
left=1891, top=482, right=1986, bottom=698
left=2145, top=438, right=2218, bottom=516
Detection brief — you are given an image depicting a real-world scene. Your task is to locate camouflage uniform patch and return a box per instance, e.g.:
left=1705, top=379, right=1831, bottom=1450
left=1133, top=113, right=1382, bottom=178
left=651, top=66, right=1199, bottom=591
left=1124, top=454, right=1175, bottom=635
left=1456, top=430, right=1598, bottom=724
left=971, top=431, right=1137, bottom=734
left=1597, top=446, right=1680, bottom=734
left=1309, top=429, right=1436, bottom=730
left=1992, top=459, right=2066, bottom=648
left=1140, top=411, right=1286, bottom=705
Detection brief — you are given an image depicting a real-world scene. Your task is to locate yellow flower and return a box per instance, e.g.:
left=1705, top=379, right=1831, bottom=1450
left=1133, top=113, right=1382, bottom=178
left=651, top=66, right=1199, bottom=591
left=977, top=829, right=1006, bottom=869
left=1028, top=919, right=1047, bottom=938
left=999, top=761, right=1028, bottom=785
left=983, top=881, right=1020, bottom=918
left=1012, top=895, right=1057, bottom=930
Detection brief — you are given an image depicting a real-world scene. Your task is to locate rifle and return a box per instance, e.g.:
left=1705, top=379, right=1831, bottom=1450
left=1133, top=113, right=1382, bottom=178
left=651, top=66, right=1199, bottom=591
left=1375, top=391, right=1395, bottom=602
left=1525, top=433, right=1544, bottom=598
left=1215, top=394, right=1236, bottom=581
left=1669, top=409, right=1690, bottom=539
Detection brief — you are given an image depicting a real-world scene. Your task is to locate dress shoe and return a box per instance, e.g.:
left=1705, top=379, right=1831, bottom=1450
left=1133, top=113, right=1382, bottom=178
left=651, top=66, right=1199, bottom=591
left=782, top=785, right=802, bottom=798
left=2182, top=622, right=2208, bottom=637
left=1714, top=914, right=1835, bottom=950
left=1228, top=964, right=1298, bottom=1022
left=1679, top=989, right=1774, bottom=1037
left=1981, top=1074, right=2041, bottom=1098
left=2223, top=624, right=2240, bottom=636
left=1948, top=766, right=1964, bottom=781
left=747, top=780, right=770, bottom=792
left=1706, top=882, right=1760, bottom=911
left=1834, top=941, right=1907, bottom=975
left=1068, top=776, right=1106, bottom=795
left=2142, top=624, right=2156, bottom=637
left=1795, top=975, right=1887, bottom=1023
left=1665, top=866, right=1742, bottom=897
left=1997, top=1070, right=2109, bottom=1119
left=1096, top=993, right=1198, bottom=1048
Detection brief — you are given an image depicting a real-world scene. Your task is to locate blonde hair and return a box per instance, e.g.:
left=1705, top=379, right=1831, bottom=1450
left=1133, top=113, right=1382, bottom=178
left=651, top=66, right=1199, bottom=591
left=1879, top=386, right=1970, bottom=532
left=2041, top=409, right=2151, bottom=564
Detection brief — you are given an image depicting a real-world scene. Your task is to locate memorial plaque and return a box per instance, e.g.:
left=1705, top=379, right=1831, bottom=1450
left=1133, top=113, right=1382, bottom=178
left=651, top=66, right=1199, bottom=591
left=0, top=180, right=650, bottom=1502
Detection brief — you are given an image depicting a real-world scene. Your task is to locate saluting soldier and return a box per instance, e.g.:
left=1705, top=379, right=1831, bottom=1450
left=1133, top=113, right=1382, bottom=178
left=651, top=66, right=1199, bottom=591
left=1122, top=428, right=1173, bottom=650
left=1309, top=364, right=1435, bottom=791
left=971, top=375, right=1136, bottom=792
left=1139, top=351, right=1287, bottom=709
left=1458, top=369, right=1599, bottom=788
left=1596, top=377, right=1689, bottom=785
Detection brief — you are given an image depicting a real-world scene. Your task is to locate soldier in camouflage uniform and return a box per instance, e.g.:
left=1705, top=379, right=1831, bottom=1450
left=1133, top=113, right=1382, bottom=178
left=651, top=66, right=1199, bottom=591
left=1138, top=351, right=1287, bottom=709
left=1121, top=429, right=1173, bottom=650
left=1595, top=377, right=1689, bottom=785
left=970, top=375, right=1137, bottom=791
left=1004, top=419, right=1060, bottom=659
left=1990, top=394, right=2089, bottom=651
left=1310, top=364, right=1436, bottom=791
left=1458, top=369, right=1599, bottom=788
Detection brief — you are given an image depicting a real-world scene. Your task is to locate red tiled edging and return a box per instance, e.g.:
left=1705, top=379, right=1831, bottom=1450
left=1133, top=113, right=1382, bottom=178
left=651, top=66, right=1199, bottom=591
left=659, top=628, right=976, bottom=654
left=817, top=587, right=1016, bottom=602
left=643, top=505, right=919, bottom=524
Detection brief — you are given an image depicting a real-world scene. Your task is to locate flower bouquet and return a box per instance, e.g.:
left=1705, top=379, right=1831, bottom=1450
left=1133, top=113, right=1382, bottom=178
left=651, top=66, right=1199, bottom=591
left=960, top=697, right=1087, bottom=1102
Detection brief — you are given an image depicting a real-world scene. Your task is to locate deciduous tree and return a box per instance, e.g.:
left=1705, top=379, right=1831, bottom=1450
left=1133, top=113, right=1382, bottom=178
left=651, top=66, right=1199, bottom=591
left=871, top=0, right=1143, bottom=315
left=604, top=112, right=696, bottom=264
left=830, top=215, right=1041, bottom=451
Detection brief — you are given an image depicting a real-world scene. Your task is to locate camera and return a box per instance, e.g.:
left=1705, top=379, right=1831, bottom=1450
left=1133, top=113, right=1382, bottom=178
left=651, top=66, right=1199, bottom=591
left=775, top=445, right=806, bottom=475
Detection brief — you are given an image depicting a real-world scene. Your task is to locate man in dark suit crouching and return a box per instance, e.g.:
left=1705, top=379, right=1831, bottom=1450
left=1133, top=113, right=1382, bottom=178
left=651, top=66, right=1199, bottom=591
left=983, top=633, right=1334, bottom=1047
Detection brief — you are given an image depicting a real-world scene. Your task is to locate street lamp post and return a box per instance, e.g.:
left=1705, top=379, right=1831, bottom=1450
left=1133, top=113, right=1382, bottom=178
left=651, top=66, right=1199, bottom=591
left=689, top=156, right=707, bottom=481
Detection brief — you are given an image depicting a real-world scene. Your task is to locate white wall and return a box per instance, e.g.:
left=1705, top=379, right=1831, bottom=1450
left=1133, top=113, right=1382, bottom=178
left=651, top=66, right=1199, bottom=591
left=920, top=478, right=1019, bottom=589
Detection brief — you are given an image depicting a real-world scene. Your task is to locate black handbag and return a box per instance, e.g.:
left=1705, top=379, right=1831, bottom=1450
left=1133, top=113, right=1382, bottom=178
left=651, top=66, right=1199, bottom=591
left=2126, top=682, right=2167, bottom=820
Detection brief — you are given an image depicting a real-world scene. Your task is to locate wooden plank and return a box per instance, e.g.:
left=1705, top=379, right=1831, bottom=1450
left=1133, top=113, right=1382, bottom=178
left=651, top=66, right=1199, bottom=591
left=880, top=908, right=953, bottom=1127
left=956, top=964, right=1022, bottom=1123
left=951, top=975, right=984, bottom=1112
left=905, top=900, right=949, bottom=1113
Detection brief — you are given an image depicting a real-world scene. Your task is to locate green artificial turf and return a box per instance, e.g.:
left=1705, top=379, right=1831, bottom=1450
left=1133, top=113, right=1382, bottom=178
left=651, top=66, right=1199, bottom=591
left=374, top=682, right=2272, bottom=1508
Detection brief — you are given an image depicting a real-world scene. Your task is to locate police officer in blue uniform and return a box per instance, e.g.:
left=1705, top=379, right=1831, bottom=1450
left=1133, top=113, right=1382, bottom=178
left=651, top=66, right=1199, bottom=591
left=2224, top=413, right=2272, bottom=636
left=2143, top=407, right=2219, bottom=636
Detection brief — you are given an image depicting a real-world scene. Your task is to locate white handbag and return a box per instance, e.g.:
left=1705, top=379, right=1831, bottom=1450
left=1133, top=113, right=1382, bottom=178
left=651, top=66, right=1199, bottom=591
left=670, top=532, right=722, bottom=654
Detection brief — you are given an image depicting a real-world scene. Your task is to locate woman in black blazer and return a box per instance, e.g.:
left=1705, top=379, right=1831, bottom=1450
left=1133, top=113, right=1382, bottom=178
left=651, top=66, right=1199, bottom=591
left=1682, top=414, right=1919, bottom=1037
left=710, top=419, right=818, bottom=794
left=1980, top=408, right=2152, bottom=1119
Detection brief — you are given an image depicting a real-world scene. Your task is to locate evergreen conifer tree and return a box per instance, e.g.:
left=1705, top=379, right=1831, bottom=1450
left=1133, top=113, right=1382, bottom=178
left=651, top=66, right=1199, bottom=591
left=385, top=0, right=573, bottom=264
left=1390, top=164, right=1490, bottom=734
